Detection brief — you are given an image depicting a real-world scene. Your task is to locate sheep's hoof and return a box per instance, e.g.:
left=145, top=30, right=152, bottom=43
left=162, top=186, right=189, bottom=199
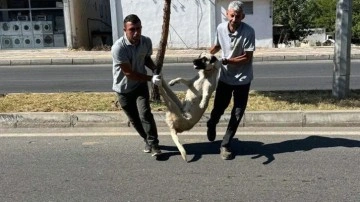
left=170, top=132, right=188, bottom=162
left=179, top=149, right=188, bottom=162
left=168, top=80, right=177, bottom=86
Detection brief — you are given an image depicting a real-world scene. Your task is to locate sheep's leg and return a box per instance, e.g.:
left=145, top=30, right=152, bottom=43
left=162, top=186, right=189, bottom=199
left=169, top=77, right=193, bottom=87
left=170, top=76, right=201, bottom=96
left=160, top=79, right=182, bottom=108
left=170, top=129, right=187, bottom=162
left=158, top=79, right=183, bottom=115
left=199, top=94, right=209, bottom=109
left=199, top=87, right=211, bottom=109
left=199, top=79, right=216, bottom=108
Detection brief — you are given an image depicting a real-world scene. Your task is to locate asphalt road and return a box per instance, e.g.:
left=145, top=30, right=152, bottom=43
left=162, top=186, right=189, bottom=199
left=1, top=60, right=360, bottom=93
left=0, top=132, right=359, bottom=201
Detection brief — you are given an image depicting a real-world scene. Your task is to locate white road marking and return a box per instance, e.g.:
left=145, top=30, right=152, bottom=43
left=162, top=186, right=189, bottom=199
left=0, top=130, right=359, bottom=137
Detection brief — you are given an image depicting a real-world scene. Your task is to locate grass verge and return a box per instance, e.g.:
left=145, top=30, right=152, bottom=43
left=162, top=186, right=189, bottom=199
left=1, top=90, right=360, bottom=113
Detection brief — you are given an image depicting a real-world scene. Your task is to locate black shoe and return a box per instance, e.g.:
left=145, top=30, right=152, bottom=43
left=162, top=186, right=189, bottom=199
left=151, top=144, right=162, bottom=156
left=207, top=125, right=216, bottom=142
left=220, top=146, right=233, bottom=160
left=143, top=143, right=151, bottom=153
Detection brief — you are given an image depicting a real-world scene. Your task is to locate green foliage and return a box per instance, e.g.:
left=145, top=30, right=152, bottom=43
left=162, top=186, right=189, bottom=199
left=352, top=0, right=360, bottom=40
left=273, top=0, right=317, bottom=41
left=273, top=0, right=360, bottom=42
left=309, top=0, right=337, bottom=32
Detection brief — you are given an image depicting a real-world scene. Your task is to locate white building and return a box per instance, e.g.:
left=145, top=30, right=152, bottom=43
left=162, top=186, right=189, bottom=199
left=0, top=0, right=273, bottom=50
left=111, top=0, right=273, bottom=48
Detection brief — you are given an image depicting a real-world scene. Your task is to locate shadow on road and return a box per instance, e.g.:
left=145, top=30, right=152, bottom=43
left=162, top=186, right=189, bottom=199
left=158, top=136, right=360, bottom=164
left=240, top=136, right=360, bottom=164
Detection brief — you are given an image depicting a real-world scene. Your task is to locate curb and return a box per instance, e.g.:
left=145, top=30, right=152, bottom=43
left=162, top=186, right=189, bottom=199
left=1, top=111, right=360, bottom=129
left=2, top=54, right=360, bottom=66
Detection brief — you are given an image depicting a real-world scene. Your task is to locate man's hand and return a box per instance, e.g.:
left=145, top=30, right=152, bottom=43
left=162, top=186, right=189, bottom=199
left=222, top=58, right=229, bottom=65
left=151, top=75, right=162, bottom=86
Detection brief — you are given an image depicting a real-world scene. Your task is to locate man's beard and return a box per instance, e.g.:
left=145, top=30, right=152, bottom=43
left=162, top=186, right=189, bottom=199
left=130, top=37, right=140, bottom=45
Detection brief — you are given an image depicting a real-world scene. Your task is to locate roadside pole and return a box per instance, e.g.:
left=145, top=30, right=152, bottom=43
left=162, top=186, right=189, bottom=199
left=333, top=0, right=353, bottom=99
left=110, top=0, right=124, bottom=42
left=63, top=0, right=73, bottom=48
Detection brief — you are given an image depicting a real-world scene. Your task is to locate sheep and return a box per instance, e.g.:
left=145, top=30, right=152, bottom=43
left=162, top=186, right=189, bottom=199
left=158, top=55, right=221, bottom=162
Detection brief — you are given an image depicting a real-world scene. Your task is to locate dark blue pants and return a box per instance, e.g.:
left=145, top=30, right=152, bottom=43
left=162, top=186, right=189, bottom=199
left=207, top=81, right=251, bottom=148
left=117, top=83, right=159, bottom=146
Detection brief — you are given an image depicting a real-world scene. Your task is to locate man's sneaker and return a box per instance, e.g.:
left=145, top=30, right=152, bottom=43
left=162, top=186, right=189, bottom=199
left=220, top=146, right=233, bottom=160
left=207, top=125, right=216, bottom=142
left=151, top=144, right=162, bottom=156
left=143, top=143, right=151, bottom=153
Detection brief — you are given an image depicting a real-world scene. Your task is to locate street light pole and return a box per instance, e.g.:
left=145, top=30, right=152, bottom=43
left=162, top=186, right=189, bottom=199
left=333, top=0, right=353, bottom=99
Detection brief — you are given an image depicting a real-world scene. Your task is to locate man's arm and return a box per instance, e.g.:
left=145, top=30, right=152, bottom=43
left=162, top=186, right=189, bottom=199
left=209, top=45, right=221, bottom=55
left=120, top=62, right=152, bottom=82
left=226, top=51, right=253, bottom=65
left=144, top=56, right=157, bottom=72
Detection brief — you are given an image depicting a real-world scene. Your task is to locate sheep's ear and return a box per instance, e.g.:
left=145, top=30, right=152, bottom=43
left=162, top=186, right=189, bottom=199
left=209, top=55, right=217, bottom=64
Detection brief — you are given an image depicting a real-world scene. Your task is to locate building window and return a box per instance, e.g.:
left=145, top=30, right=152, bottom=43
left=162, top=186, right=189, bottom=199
left=242, top=1, right=253, bottom=15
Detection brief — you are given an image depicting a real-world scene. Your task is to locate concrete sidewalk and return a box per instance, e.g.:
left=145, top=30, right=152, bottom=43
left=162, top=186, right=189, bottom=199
left=1, top=111, right=360, bottom=129
left=1, top=46, right=360, bottom=65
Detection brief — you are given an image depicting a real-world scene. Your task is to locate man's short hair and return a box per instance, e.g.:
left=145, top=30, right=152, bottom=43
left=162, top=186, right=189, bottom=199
left=124, top=14, right=141, bottom=25
left=228, top=1, right=243, bottom=12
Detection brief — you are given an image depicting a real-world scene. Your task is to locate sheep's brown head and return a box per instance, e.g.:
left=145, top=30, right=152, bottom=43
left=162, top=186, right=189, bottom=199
left=193, top=53, right=218, bottom=70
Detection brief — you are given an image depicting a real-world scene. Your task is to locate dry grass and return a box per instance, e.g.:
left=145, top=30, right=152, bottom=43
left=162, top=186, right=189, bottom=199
left=0, top=93, right=118, bottom=112
left=248, top=90, right=360, bottom=111
left=1, top=90, right=360, bottom=113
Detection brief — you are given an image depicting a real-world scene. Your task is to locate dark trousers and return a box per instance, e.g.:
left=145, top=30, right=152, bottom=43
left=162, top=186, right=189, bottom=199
left=207, top=81, right=251, bottom=148
left=117, top=83, right=159, bottom=146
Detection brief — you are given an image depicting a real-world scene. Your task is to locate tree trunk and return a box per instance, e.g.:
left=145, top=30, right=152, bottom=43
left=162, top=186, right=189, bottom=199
left=151, top=0, right=171, bottom=101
